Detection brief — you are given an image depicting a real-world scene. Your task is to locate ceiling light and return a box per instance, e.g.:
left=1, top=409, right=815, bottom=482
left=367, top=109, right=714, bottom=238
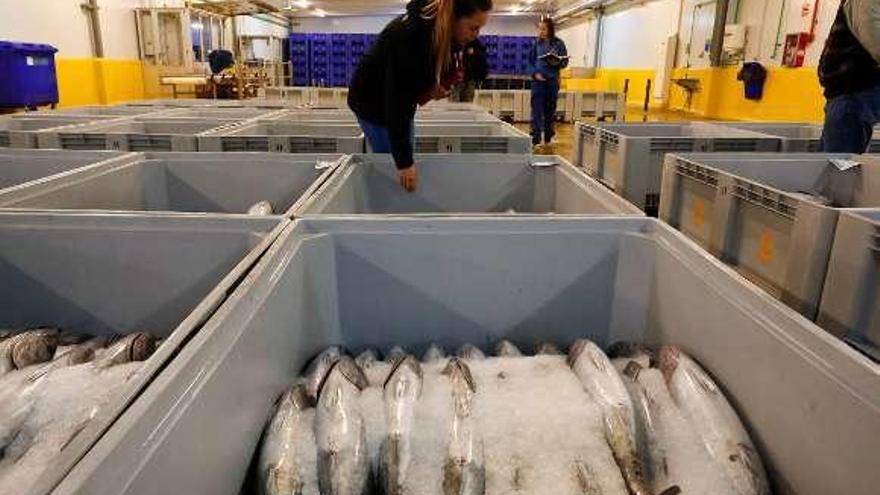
left=313, top=8, right=327, bottom=17
left=294, top=0, right=311, bottom=8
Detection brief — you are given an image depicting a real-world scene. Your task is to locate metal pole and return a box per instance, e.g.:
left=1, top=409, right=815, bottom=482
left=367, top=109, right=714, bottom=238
left=593, top=8, right=604, bottom=68
left=644, top=79, right=651, bottom=112
left=709, top=0, right=730, bottom=67
left=81, top=0, right=104, bottom=58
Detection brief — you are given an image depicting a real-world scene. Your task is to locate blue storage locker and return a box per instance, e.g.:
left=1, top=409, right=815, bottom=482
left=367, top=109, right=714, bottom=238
left=0, top=41, right=59, bottom=108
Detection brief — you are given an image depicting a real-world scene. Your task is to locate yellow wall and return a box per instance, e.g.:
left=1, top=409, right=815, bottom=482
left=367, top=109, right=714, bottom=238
left=55, top=57, right=147, bottom=107
left=567, top=66, right=826, bottom=122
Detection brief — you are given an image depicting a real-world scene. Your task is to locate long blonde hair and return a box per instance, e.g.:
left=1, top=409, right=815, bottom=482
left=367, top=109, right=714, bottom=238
left=421, top=0, right=456, bottom=83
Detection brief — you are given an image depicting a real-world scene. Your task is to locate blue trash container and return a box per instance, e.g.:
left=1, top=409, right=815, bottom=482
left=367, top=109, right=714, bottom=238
left=0, top=41, right=59, bottom=108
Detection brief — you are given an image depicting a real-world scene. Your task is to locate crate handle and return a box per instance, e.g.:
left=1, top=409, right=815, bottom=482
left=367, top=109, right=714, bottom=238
left=729, top=185, right=797, bottom=221
left=531, top=160, right=557, bottom=168
left=871, top=226, right=880, bottom=258
left=674, top=161, right=718, bottom=189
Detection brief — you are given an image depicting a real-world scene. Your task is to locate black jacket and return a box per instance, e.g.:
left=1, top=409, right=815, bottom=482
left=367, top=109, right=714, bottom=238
left=819, top=4, right=880, bottom=98
left=348, top=0, right=436, bottom=169
left=465, top=39, right=488, bottom=83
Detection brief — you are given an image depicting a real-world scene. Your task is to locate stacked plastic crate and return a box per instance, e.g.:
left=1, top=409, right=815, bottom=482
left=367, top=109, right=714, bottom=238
left=309, top=34, right=331, bottom=86
left=330, top=34, right=349, bottom=87
left=290, top=33, right=310, bottom=87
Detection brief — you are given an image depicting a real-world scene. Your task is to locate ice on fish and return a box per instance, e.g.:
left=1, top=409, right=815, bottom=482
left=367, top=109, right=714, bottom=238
left=470, top=355, right=626, bottom=495
left=55, top=336, right=111, bottom=367
left=455, top=344, right=485, bottom=361
left=315, top=357, right=370, bottom=495
left=638, top=368, right=735, bottom=495
left=422, top=344, right=446, bottom=363
left=569, top=340, right=650, bottom=495
left=248, top=200, right=275, bottom=216
left=0, top=362, right=144, bottom=493
left=380, top=356, right=423, bottom=495
left=493, top=340, right=523, bottom=358
left=258, top=382, right=318, bottom=495
left=303, top=346, right=343, bottom=401
left=659, top=346, right=769, bottom=495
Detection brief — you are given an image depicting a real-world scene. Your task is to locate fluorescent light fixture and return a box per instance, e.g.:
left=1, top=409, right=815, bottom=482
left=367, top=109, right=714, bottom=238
left=313, top=8, right=327, bottom=17
left=191, top=22, right=204, bottom=29
left=294, top=0, right=311, bottom=8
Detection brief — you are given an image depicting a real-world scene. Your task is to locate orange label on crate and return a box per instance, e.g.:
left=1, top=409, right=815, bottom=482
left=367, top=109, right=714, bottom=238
left=757, top=231, right=775, bottom=264
left=692, top=199, right=706, bottom=227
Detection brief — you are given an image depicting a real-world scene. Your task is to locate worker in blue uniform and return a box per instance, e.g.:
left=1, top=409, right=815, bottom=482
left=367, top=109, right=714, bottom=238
left=528, top=17, right=568, bottom=151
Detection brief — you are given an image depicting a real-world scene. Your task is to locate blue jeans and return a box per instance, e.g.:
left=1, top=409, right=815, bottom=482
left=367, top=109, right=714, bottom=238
left=531, top=78, right=560, bottom=145
left=357, top=117, right=415, bottom=153
left=820, top=84, right=880, bottom=153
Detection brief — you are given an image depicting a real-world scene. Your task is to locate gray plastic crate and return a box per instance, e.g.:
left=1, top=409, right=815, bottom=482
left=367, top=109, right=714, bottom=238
left=572, top=91, right=625, bottom=121
left=160, top=107, right=282, bottom=120
left=0, top=115, right=116, bottom=148
left=817, top=209, right=880, bottom=361
left=659, top=152, right=880, bottom=320
left=121, top=99, right=248, bottom=108
left=299, top=153, right=643, bottom=216
left=410, top=122, right=530, bottom=153
left=715, top=122, right=826, bottom=152
left=38, top=118, right=238, bottom=152
left=0, top=211, right=284, bottom=495
left=199, top=121, right=365, bottom=153
left=0, top=149, right=128, bottom=194
left=0, top=152, right=343, bottom=216
left=56, top=217, right=880, bottom=495
left=48, top=106, right=169, bottom=117
left=573, top=122, right=686, bottom=185
left=597, top=122, right=782, bottom=213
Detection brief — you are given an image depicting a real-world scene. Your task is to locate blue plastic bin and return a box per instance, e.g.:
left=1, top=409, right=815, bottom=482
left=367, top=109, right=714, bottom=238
left=0, top=41, right=59, bottom=108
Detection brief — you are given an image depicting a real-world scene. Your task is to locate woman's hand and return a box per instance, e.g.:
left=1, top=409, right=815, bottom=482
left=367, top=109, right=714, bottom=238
left=398, top=165, right=418, bottom=192
left=534, top=72, right=546, bottom=81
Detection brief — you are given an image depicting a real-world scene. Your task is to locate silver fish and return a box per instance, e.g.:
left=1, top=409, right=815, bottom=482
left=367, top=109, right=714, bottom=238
left=259, top=382, right=315, bottom=495
left=569, top=339, right=650, bottom=495
left=95, top=332, right=155, bottom=368
left=535, top=342, right=563, bottom=355
left=380, top=356, right=423, bottom=495
left=55, top=336, right=111, bottom=366
left=455, top=344, right=486, bottom=361
left=303, top=346, right=344, bottom=401
left=441, top=358, right=484, bottom=495
left=248, top=200, right=275, bottom=216
left=494, top=340, right=523, bottom=358
left=0, top=329, right=59, bottom=375
left=659, top=346, right=769, bottom=495
left=422, top=343, right=446, bottom=363
left=316, top=357, right=370, bottom=495
left=638, top=367, right=734, bottom=494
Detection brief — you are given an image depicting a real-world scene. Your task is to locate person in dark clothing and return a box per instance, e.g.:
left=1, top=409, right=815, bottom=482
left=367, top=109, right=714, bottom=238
left=528, top=17, right=568, bottom=150
left=449, top=39, right=489, bottom=102
left=348, top=0, right=493, bottom=191
left=819, top=0, right=880, bottom=153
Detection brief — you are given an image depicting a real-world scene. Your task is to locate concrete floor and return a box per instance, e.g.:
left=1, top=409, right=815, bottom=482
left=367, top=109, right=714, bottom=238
left=515, top=108, right=703, bottom=162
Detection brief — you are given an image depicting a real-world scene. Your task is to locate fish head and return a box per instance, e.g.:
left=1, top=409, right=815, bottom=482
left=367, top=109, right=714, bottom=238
left=355, top=349, right=378, bottom=369
left=568, top=339, right=609, bottom=372
left=442, top=358, right=477, bottom=393
left=98, top=332, right=156, bottom=367
left=456, top=344, right=485, bottom=360
left=657, top=345, right=682, bottom=383
left=386, top=346, right=407, bottom=365
left=384, top=355, right=423, bottom=398
left=287, top=381, right=314, bottom=410
left=304, top=346, right=344, bottom=398
left=535, top=342, right=562, bottom=355
left=12, top=331, right=59, bottom=369
left=322, top=356, right=368, bottom=397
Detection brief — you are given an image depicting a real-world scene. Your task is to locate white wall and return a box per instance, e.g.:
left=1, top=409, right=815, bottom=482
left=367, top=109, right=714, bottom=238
left=291, top=13, right=539, bottom=35
left=600, top=0, right=680, bottom=68
left=558, top=17, right=598, bottom=67
left=735, top=0, right=840, bottom=65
